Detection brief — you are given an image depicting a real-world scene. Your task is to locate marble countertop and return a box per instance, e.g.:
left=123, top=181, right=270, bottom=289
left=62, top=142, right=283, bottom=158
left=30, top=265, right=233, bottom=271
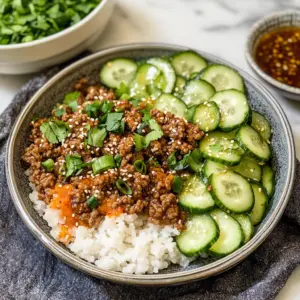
left=1, top=0, right=300, bottom=298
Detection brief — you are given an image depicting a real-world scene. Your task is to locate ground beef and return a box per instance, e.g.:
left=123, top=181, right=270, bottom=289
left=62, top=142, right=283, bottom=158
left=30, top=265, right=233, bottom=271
left=22, top=81, right=204, bottom=230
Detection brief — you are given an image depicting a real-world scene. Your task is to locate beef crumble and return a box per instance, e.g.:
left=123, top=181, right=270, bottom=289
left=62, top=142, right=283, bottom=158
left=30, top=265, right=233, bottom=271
left=22, top=78, right=204, bottom=232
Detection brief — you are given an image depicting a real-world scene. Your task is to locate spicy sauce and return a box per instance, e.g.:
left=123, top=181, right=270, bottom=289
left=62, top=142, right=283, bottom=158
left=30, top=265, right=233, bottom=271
left=255, top=26, right=300, bottom=88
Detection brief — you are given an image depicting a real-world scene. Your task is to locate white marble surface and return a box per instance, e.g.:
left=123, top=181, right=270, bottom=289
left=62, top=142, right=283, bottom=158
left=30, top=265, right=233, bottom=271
left=1, top=0, right=300, bottom=298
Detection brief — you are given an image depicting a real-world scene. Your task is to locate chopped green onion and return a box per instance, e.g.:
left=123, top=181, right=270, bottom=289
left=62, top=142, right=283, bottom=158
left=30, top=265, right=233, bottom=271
left=87, top=127, right=107, bottom=147
left=134, top=160, right=147, bottom=174
left=116, top=178, right=132, bottom=195
left=92, top=155, right=116, bottom=174
left=87, top=195, right=100, bottom=209
left=41, top=158, right=54, bottom=172
left=114, top=154, right=122, bottom=168
left=172, top=176, right=184, bottom=194
left=134, top=133, right=146, bottom=151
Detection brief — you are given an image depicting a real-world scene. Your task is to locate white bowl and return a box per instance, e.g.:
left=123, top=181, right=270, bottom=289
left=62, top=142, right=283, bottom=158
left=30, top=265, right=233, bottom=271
left=0, top=0, right=115, bottom=74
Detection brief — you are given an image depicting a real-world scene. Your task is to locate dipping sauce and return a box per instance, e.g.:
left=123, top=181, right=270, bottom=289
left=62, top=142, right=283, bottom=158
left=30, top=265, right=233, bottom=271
left=255, top=26, right=300, bottom=88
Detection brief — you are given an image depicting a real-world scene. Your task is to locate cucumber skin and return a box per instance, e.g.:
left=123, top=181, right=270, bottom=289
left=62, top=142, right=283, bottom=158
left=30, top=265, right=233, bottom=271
left=232, top=214, right=254, bottom=244
left=250, top=183, right=269, bottom=225
left=208, top=172, right=255, bottom=214
left=262, top=165, right=275, bottom=198
left=200, top=151, right=241, bottom=167
left=178, top=201, right=215, bottom=214
left=218, top=108, right=251, bottom=133
left=235, top=127, right=272, bottom=162
left=176, top=216, right=220, bottom=257
left=208, top=209, right=244, bottom=257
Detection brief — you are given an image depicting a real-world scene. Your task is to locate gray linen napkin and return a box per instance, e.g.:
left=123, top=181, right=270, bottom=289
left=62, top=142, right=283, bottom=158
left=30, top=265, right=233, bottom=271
left=1, top=70, right=300, bottom=300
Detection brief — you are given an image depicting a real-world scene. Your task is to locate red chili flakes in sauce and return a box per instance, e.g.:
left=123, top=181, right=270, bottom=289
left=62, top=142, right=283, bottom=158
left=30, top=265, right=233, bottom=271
left=255, top=26, right=300, bottom=88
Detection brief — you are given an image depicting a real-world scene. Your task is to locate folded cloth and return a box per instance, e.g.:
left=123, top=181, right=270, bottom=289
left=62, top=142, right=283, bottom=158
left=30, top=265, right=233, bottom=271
left=0, top=70, right=300, bottom=300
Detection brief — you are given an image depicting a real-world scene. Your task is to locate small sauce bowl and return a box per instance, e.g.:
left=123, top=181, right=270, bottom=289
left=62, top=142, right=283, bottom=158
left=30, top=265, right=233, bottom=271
left=246, top=11, right=300, bottom=100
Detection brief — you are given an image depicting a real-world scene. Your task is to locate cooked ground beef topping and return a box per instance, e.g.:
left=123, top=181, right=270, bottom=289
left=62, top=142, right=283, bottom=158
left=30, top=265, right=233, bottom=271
left=22, top=78, right=204, bottom=230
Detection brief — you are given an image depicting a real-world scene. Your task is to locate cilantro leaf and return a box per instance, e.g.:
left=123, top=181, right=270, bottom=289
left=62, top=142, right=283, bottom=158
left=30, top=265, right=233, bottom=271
left=40, top=120, right=70, bottom=144
left=115, top=82, right=129, bottom=98
left=145, top=119, right=163, bottom=146
left=54, top=107, right=65, bottom=117
left=141, top=104, right=152, bottom=122
left=84, top=101, right=101, bottom=118
left=101, top=101, right=114, bottom=114
left=87, top=127, right=107, bottom=147
left=65, top=154, right=83, bottom=178
left=63, top=91, right=80, bottom=112
left=106, top=112, right=124, bottom=132
left=167, top=152, right=190, bottom=171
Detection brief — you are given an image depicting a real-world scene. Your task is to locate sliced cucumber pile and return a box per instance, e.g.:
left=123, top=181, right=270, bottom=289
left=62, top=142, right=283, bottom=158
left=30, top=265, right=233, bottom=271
left=179, top=176, right=215, bottom=213
left=99, top=51, right=276, bottom=260
left=209, top=209, right=244, bottom=257
left=209, top=171, right=254, bottom=213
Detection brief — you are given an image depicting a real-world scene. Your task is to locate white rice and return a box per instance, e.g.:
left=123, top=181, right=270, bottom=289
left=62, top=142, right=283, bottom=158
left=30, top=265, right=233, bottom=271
left=29, top=187, right=192, bottom=274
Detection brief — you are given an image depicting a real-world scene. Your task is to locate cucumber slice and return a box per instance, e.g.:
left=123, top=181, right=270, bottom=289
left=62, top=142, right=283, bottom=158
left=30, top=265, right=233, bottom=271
left=201, top=64, right=245, bottom=92
left=135, top=63, right=160, bottom=85
left=236, top=125, right=271, bottom=162
left=147, top=84, right=162, bottom=100
left=186, top=106, right=196, bottom=122
left=100, top=58, right=137, bottom=88
left=262, top=165, right=275, bottom=198
left=202, top=160, right=227, bottom=183
left=182, top=79, right=216, bottom=108
left=154, top=93, right=187, bottom=119
left=190, top=72, right=199, bottom=80
left=171, top=51, right=208, bottom=79
left=193, top=101, right=220, bottom=132
left=251, top=111, right=272, bottom=142
left=176, top=214, right=219, bottom=256
left=179, top=175, right=215, bottom=213
left=250, top=183, right=268, bottom=225
left=199, top=132, right=243, bottom=166
left=173, top=76, right=186, bottom=97
left=209, top=90, right=250, bottom=132
left=209, top=171, right=254, bottom=213
left=232, top=156, right=262, bottom=182
left=147, top=57, right=176, bottom=93
left=209, top=209, right=243, bottom=256
left=129, top=80, right=149, bottom=99
left=233, top=214, right=254, bottom=244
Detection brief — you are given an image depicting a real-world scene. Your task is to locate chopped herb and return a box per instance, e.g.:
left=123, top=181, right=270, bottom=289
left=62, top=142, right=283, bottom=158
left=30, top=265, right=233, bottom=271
left=190, top=149, right=202, bottom=164
left=129, top=98, right=141, bottom=107
left=136, top=122, right=148, bottom=134
left=87, top=195, right=100, bottom=209
left=41, top=158, right=54, bottom=172
left=186, top=106, right=196, bottom=122
left=114, top=154, right=122, bottom=168
left=120, top=94, right=131, bottom=100
left=65, top=154, right=83, bottom=178
left=144, top=119, right=163, bottom=146
left=134, top=160, right=147, bottom=174
left=172, top=176, right=184, bottom=194
left=115, top=82, right=129, bottom=98
left=63, top=91, right=80, bottom=112
left=141, top=104, right=152, bottom=122
left=84, top=101, right=101, bottom=118
left=54, top=107, right=65, bottom=117
left=85, top=124, right=91, bottom=131
left=106, top=112, right=124, bottom=132
left=147, top=157, right=160, bottom=167
left=32, top=113, right=39, bottom=122
left=101, top=101, right=114, bottom=114
left=0, top=0, right=101, bottom=45
left=134, top=133, right=146, bottom=151
left=168, top=152, right=190, bottom=171
left=87, top=127, right=107, bottom=147
left=187, top=149, right=203, bottom=173
left=92, top=155, right=115, bottom=174
left=40, top=120, right=70, bottom=144
left=116, top=178, right=132, bottom=195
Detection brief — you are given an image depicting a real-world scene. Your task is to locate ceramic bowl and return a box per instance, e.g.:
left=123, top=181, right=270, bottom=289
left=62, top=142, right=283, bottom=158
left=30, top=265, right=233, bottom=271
left=246, top=10, right=300, bottom=101
left=0, top=0, right=115, bottom=75
left=6, top=43, right=296, bottom=286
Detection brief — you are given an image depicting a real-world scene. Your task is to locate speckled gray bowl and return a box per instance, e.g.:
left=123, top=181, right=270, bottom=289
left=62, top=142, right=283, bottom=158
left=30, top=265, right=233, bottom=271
left=6, top=44, right=296, bottom=286
left=246, top=10, right=300, bottom=100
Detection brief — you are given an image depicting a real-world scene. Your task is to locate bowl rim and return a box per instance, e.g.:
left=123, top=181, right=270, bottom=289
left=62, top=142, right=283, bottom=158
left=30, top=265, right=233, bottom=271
left=0, top=0, right=108, bottom=50
left=245, top=10, right=300, bottom=95
left=6, top=43, right=296, bottom=286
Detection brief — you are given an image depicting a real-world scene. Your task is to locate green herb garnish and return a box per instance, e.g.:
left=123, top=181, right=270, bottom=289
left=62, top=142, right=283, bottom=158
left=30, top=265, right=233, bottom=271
left=41, top=158, right=54, bottom=172
left=0, top=0, right=101, bottom=45
left=116, top=178, right=132, bottom=195
left=87, top=195, right=100, bottom=209
left=114, top=154, right=122, bottom=168
left=65, top=154, right=83, bottom=178
left=115, top=83, right=129, bottom=98
left=84, top=101, right=101, bottom=118
left=92, top=155, right=115, bottom=174
left=144, top=119, right=163, bottom=146
left=106, top=112, right=124, bottom=133
left=134, top=160, right=147, bottom=174
left=54, top=107, right=65, bottom=117
left=134, top=133, right=146, bottom=152
left=168, top=152, right=190, bottom=171
left=87, top=127, right=107, bottom=147
left=40, top=120, right=70, bottom=144
left=101, top=101, right=114, bottom=114
left=172, top=176, right=184, bottom=194
left=63, top=91, right=80, bottom=112
left=141, top=104, right=152, bottom=122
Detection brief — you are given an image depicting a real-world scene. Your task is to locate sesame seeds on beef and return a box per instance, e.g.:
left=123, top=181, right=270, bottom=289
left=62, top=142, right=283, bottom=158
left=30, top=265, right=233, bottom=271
left=22, top=78, right=204, bottom=230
